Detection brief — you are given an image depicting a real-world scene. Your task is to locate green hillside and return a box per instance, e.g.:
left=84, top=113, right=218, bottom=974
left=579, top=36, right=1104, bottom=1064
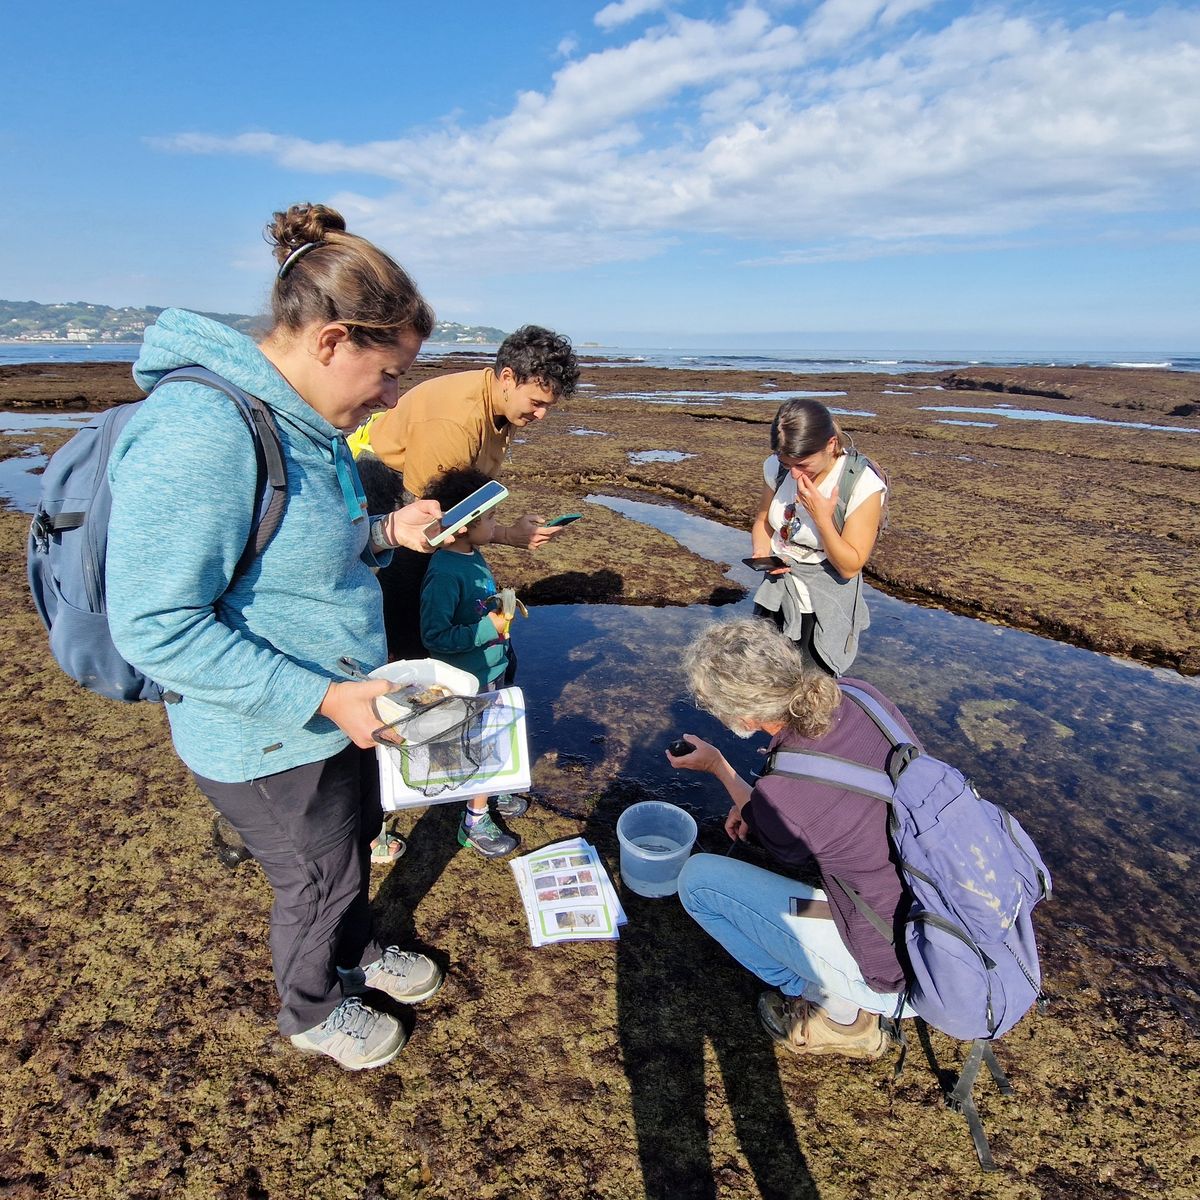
left=0, top=300, right=506, bottom=345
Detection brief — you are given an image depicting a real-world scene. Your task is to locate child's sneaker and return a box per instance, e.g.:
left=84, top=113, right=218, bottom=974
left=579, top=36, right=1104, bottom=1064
left=289, top=997, right=405, bottom=1070
left=493, top=793, right=529, bottom=818
left=361, top=947, right=444, bottom=1004
left=457, top=810, right=518, bottom=858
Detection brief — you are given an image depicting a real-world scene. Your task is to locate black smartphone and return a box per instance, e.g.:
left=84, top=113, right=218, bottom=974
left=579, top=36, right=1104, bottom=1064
left=742, top=555, right=787, bottom=572
left=545, top=512, right=583, bottom=527
left=667, top=738, right=695, bottom=757
left=423, top=480, right=508, bottom=546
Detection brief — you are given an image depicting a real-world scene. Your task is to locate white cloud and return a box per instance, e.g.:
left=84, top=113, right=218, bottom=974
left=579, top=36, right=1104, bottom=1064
left=153, top=4, right=1200, bottom=274
left=595, top=0, right=675, bottom=32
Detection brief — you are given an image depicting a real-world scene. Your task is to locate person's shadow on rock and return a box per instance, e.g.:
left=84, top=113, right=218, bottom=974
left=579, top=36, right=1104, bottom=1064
left=369, top=803, right=463, bottom=954
left=521, top=568, right=625, bottom=606
left=587, top=808, right=821, bottom=1200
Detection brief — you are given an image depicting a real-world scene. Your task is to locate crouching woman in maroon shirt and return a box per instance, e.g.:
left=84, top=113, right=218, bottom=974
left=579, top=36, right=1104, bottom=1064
left=667, top=618, right=916, bottom=1060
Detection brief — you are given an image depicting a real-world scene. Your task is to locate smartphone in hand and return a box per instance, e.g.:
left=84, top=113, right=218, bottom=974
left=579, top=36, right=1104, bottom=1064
left=742, top=555, right=787, bottom=572
left=545, top=513, right=583, bottom=527
left=423, top=480, right=509, bottom=547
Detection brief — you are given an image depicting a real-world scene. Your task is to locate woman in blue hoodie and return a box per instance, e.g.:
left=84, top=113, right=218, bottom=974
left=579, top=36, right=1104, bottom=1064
left=107, top=204, right=446, bottom=1071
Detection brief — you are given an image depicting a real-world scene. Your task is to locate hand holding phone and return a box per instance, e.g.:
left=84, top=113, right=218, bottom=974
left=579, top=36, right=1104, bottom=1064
left=423, top=480, right=508, bottom=547
left=667, top=738, right=695, bottom=757
left=742, top=555, right=787, bottom=573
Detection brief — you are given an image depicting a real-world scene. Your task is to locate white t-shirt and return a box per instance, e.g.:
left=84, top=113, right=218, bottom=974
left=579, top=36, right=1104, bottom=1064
left=762, top=453, right=886, bottom=612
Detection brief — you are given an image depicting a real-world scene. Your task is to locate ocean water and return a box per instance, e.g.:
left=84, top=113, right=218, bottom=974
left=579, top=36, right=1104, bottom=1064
left=511, top=496, right=1200, bottom=974
left=583, top=346, right=1200, bottom=375
left=2, top=341, right=1197, bottom=374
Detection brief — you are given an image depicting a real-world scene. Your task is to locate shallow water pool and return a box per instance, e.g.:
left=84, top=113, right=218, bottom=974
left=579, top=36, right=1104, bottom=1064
left=512, top=494, right=1200, bottom=977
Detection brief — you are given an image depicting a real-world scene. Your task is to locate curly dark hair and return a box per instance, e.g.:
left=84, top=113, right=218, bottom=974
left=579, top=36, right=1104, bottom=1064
left=355, top=452, right=408, bottom=516
left=423, top=466, right=497, bottom=512
left=495, top=325, right=580, bottom=399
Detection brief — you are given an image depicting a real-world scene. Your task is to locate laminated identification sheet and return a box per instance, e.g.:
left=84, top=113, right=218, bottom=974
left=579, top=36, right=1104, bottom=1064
left=377, top=686, right=531, bottom=811
left=510, top=837, right=627, bottom=945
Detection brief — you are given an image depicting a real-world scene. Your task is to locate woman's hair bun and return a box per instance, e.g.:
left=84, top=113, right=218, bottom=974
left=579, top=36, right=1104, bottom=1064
left=264, top=199, right=434, bottom=345
left=266, top=203, right=348, bottom=265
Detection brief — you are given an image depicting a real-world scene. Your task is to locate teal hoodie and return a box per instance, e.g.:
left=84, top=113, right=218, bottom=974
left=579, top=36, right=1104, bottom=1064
left=419, top=547, right=509, bottom=689
left=107, top=309, right=389, bottom=782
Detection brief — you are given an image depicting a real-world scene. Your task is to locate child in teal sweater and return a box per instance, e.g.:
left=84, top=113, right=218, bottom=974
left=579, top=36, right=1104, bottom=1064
left=420, top=468, right=527, bottom=857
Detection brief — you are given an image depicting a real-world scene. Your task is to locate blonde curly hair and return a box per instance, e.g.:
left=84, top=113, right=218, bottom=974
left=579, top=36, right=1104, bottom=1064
left=683, top=618, right=842, bottom=738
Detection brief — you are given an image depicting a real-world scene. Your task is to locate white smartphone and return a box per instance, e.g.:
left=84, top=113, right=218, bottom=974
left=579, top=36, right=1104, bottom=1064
left=423, top=480, right=509, bottom=547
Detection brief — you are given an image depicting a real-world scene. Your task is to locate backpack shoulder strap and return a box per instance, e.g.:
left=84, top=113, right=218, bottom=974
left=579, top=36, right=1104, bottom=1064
left=759, top=749, right=899, bottom=946
left=838, top=684, right=907, bottom=745
left=149, top=368, right=287, bottom=571
left=838, top=684, right=922, bottom=786
left=832, top=450, right=867, bottom=532
left=835, top=448, right=891, bottom=534
left=766, top=748, right=895, bottom=803
left=829, top=875, right=896, bottom=944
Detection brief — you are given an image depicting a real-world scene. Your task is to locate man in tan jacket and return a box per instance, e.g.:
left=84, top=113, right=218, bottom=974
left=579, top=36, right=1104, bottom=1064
left=354, top=324, right=580, bottom=658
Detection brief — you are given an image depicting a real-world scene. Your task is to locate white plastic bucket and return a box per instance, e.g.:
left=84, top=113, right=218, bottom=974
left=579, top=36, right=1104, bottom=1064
left=615, top=801, right=698, bottom=898
left=368, top=658, right=478, bottom=723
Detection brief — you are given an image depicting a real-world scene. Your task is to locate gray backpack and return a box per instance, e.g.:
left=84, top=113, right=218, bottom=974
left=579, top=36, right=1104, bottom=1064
left=774, top=447, right=889, bottom=533
left=27, top=367, right=287, bottom=702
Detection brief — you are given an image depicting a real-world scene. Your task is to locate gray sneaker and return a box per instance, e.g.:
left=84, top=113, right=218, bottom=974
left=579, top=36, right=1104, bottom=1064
left=289, top=997, right=406, bottom=1070
left=359, top=947, right=444, bottom=1004
left=457, top=810, right=519, bottom=857
left=493, top=793, right=529, bottom=818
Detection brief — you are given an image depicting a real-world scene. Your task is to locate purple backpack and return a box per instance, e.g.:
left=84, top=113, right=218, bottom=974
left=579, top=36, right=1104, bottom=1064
left=766, top=683, right=1051, bottom=1169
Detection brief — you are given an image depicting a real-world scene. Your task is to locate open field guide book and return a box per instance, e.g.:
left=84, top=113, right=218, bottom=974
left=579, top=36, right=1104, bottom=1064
left=511, top=837, right=628, bottom=946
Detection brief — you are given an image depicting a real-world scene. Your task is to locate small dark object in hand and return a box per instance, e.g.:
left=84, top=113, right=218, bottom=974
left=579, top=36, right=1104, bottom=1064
left=212, top=815, right=253, bottom=870
left=668, top=738, right=695, bottom=757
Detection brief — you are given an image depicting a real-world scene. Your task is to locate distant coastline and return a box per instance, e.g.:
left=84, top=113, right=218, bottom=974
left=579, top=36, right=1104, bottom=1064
left=0, top=298, right=507, bottom=349
left=4, top=340, right=1197, bottom=376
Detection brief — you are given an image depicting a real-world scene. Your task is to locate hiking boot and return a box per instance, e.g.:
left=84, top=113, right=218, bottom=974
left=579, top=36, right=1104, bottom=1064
left=356, top=947, right=444, bottom=1004
left=457, top=810, right=519, bottom=858
left=758, top=991, right=891, bottom=1060
left=289, top=997, right=406, bottom=1070
left=493, top=793, right=529, bottom=818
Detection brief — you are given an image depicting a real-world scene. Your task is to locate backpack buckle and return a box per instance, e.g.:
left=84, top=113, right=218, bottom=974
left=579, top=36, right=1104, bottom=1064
left=887, top=743, right=919, bottom=786
left=757, top=748, right=778, bottom=778
left=30, top=510, right=51, bottom=553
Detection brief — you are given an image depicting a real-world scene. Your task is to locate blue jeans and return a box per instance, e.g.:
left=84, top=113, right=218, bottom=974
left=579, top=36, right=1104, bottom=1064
left=677, top=854, right=913, bottom=1018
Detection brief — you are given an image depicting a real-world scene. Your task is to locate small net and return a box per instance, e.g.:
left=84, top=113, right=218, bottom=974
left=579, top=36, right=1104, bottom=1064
left=373, top=690, right=521, bottom=798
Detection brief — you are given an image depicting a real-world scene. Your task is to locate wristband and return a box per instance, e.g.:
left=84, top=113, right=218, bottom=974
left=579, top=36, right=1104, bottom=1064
left=369, top=518, right=392, bottom=552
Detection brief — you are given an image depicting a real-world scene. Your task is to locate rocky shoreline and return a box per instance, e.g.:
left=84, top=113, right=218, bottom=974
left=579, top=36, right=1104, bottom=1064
left=5, top=357, right=1196, bottom=673
left=2, top=360, right=1198, bottom=1197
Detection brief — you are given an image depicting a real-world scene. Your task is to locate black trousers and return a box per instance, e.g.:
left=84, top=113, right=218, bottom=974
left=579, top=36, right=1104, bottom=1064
left=193, top=744, right=383, bottom=1036
left=752, top=604, right=836, bottom=677
left=378, top=546, right=431, bottom=661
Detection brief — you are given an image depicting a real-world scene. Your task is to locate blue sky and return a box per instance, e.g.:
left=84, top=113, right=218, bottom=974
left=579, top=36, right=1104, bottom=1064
left=2, top=1, right=1197, bottom=349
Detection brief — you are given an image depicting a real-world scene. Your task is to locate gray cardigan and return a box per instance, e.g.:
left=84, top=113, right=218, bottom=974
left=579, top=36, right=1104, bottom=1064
left=753, top=561, right=870, bottom=676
